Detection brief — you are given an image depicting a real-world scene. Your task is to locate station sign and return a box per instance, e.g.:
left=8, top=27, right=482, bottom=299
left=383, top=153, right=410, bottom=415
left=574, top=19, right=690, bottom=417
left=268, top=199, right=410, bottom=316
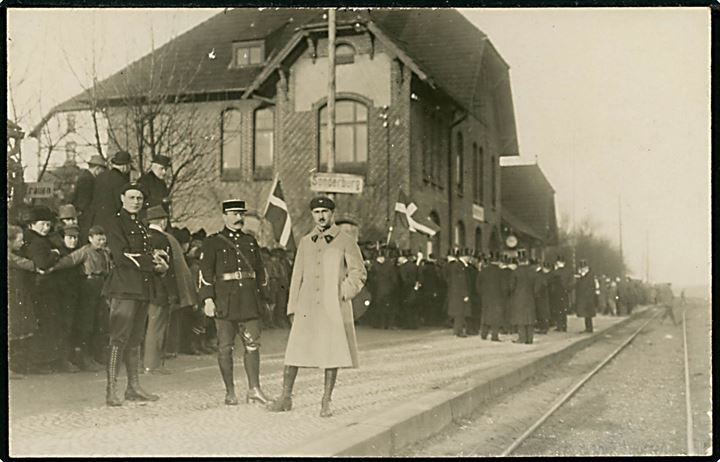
left=310, top=172, right=364, bottom=194
left=25, top=182, right=55, bottom=199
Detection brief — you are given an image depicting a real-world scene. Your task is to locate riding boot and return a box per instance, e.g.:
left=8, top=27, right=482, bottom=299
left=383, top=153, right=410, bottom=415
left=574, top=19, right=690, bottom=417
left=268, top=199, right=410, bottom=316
left=267, top=365, right=298, bottom=412
left=106, top=345, right=124, bottom=406
left=244, top=350, right=269, bottom=404
left=124, top=347, right=159, bottom=401
left=320, top=368, right=338, bottom=417
left=218, top=350, right=238, bottom=405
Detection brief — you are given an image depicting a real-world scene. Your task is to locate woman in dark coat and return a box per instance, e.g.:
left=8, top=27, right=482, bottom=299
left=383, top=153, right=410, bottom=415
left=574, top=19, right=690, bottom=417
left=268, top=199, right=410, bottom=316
left=23, top=207, right=78, bottom=374
left=8, top=225, right=38, bottom=378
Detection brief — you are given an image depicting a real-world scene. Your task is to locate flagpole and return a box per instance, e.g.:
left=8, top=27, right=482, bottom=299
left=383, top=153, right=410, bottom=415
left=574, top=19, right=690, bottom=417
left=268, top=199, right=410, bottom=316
left=262, top=172, right=280, bottom=217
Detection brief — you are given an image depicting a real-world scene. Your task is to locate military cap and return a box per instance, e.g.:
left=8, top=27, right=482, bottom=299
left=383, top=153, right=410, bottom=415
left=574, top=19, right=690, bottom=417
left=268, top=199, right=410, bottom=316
left=151, top=155, right=171, bottom=168
left=110, top=150, right=132, bottom=166
left=87, top=154, right=107, bottom=168
left=28, top=205, right=54, bottom=223
left=61, top=223, right=80, bottom=236
left=310, top=195, right=335, bottom=211
left=222, top=199, right=247, bottom=213
left=146, top=205, right=169, bottom=221
left=121, top=182, right=148, bottom=197
left=57, top=204, right=78, bottom=219
left=556, top=255, right=566, bottom=263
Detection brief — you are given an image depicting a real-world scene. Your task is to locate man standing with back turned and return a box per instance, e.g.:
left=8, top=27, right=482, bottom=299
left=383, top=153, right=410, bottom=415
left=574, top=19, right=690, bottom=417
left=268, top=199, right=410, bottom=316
left=267, top=196, right=367, bottom=417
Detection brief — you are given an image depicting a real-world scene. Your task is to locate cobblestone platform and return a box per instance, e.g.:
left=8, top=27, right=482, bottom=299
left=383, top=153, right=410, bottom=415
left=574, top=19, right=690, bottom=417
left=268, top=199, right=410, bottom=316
left=8, top=314, right=642, bottom=457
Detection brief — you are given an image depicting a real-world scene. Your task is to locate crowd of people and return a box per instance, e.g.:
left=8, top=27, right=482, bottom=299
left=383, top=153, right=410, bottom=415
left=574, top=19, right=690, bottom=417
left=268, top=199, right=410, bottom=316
left=7, top=149, right=663, bottom=383
left=358, top=246, right=658, bottom=343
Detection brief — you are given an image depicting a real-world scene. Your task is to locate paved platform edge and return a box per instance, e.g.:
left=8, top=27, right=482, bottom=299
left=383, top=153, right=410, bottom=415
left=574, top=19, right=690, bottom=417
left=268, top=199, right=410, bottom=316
left=285, top=308, right=652, bottom=457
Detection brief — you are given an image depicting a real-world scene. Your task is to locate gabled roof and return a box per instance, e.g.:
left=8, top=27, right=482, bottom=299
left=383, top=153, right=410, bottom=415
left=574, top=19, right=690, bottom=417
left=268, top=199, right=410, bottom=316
left=501, top=164, right=558, bottom=244
left=56, top=9, right=515, bottom=134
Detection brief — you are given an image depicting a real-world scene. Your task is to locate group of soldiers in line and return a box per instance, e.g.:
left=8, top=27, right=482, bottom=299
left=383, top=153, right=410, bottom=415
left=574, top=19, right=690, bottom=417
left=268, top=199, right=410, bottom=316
left=7, top=151, right=296, bottom=380
left=360, top=246, right=655, bottom=343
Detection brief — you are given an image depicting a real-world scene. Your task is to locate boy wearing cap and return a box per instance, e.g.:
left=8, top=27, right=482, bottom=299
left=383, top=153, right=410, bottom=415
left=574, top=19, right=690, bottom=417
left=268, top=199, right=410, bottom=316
left=53, top=225, right=112, bottom=370
left=102, top=182, right=169, bottom=406
left=199, top=199, right=270, bottom=406
left=267, top=196, right=367, bottom=417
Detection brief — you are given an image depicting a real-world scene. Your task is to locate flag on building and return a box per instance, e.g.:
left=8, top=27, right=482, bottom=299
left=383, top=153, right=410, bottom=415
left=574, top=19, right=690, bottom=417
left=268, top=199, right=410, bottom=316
left=263, top=176, right=296, bottom=250
left=394, top=190, right=439, bottom=237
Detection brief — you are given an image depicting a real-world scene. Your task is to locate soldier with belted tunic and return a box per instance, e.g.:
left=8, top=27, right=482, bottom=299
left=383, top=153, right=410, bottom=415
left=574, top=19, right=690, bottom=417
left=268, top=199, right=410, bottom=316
left=199, top=199, right=270, bottom=406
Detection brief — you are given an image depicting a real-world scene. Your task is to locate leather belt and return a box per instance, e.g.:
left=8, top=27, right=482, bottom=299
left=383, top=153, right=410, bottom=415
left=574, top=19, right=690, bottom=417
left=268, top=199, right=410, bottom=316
left=221, top=271, right=256, bottom=281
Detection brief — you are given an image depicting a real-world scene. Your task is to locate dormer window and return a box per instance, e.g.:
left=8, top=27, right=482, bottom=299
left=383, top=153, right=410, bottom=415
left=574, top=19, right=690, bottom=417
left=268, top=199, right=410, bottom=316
left=232, top=41, right=264, bottom=67
left=335, top=43, right=356, bottom=65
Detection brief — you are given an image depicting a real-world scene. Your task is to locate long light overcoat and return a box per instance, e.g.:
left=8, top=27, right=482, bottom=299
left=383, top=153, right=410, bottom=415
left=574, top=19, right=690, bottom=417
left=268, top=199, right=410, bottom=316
left=284, top=224, right=367, bottom=369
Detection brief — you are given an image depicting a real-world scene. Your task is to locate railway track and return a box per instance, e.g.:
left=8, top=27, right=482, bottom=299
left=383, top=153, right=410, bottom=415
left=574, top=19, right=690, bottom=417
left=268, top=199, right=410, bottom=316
left=488, top=307, right=697, bottom=456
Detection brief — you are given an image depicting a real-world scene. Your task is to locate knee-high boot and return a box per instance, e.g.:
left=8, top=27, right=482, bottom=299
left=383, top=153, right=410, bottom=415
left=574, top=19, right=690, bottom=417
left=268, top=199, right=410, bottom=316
left=244, top=350, right=269, bottom=404
left=266, top=365, right=298, bottom=412
left=124, top=346, right=159, bottom=401
left=320, top=368, right=338, bottom=418
left=218, top=349, right=237, bottom=405
left=106, top=345, right=124, bottom=406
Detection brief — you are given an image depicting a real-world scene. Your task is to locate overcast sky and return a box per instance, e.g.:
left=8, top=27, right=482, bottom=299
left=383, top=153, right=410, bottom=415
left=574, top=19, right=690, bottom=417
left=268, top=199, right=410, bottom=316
left=6, top=7, right=711, bottom=288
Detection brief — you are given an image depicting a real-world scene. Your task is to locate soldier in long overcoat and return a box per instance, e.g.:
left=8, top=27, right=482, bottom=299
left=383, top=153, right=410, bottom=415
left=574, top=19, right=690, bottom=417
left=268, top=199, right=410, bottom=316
left=508, top=258, right=540, bottom=344
left=268, top=196, right=367, bottom=418
left=444, top=249, right=472, bottom=337
left=534, top=262, right=552, bottom=334
left=368, top=249, right=400, bottom=329
left=549, top=257, right=574, bottom=332
left=574, top=259, right=596, bottom=333
left=397, top=250, right=420, bottom=329
left=500, top=255, right=513, bottom=334
left=465, top=250, right=482, bottom=335
left=417, top=256, right=443, bottom=326
left=73, top=155, right=107, bottom=242
left=199, top=200, right=270, bottom=406
left=90, top=151, right=132, bottom=233
left=476, top=252, right=506, bottom=341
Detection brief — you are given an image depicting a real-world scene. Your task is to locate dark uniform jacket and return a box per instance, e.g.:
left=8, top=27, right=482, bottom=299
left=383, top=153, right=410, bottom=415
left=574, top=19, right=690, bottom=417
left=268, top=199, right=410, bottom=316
left=477, top=264, right=507, bottom=327
left=137, top=171, right=170, bottom=212
left=534, top=269, right=551, bottom=321
left=508, top=265, right=540, bottom=326
left=198, top=227, right=268, bottom=321
left=444, top=259, right=471, bottom=317
left=148, top=226, right=178, bottom=306
left=102, top=209, right=157, bottom=301
left=549, top=266, right=574, bottom=312
left=575, top=270, right=597, bottom=318
left=91, top=168, right=130, bottom=232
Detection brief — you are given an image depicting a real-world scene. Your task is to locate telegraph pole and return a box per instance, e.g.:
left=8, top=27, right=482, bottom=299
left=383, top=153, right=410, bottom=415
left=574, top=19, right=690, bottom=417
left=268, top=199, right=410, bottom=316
left=645, top=229, right=650, bottom=282
left=618, top=194, right=624, bottom=270
left=327, top=9, right=336, bottom=176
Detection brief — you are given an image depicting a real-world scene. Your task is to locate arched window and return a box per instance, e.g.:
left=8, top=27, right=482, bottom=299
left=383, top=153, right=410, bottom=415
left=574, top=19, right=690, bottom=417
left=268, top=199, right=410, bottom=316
left=491, top=155, right=497, bottom=207
left=336, top=43, right=356, bottom=65
left=221, top=108, right=242, bottom=180
left=454, top=220, right=466, bottom=248
left=475, top=227, right=483, bottom=253
left=319, top=99, right=368, bottom=173
left=253, top=107, right=274, bottom=173
left=474, top=143, right=484, bottom=205
left=456, top=132, right=464, bottom=194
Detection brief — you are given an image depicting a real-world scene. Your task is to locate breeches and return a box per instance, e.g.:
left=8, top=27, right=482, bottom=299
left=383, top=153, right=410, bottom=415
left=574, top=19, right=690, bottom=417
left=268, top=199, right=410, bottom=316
left=215, top=318, right=261, bottom=354
left=108, top=299, right=149, bottom=349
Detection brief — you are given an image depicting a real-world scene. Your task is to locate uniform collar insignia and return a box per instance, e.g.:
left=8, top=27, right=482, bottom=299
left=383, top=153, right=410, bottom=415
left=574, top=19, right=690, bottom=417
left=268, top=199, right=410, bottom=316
left=311, top=224, right=339, bottom=243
